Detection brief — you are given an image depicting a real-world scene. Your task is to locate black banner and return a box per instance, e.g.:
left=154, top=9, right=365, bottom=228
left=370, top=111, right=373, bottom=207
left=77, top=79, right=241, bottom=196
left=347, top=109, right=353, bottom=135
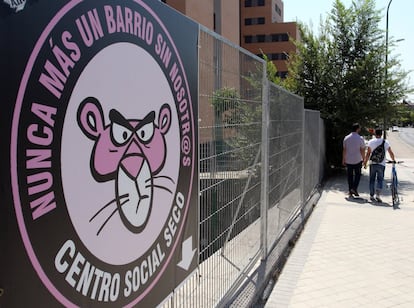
left=0, top=1, right=199, bottom=306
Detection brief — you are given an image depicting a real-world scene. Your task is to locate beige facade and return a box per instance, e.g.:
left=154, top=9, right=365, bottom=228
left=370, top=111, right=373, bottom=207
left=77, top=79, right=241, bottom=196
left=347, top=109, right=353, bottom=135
left=240, top=0, right=298, bottom=77
left=163, top=0, right=298, bottom=78
left=161, top=0, right=298, bottom=144
left=162, top=0, right=241, bottom=144
left=162, top=0, right=240, bottom=45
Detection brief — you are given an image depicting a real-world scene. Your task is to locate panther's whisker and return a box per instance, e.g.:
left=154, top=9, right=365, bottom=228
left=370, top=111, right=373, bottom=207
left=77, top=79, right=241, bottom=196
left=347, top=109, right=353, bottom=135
left=96, top=208, right=118, bottom=236
left=96, top=197, right=129, bottom=236
left=90, top=193, right=128, bottom=222
left=146, top=175, right=175, bottom=184
left=147, top=184, right=173, bottom=194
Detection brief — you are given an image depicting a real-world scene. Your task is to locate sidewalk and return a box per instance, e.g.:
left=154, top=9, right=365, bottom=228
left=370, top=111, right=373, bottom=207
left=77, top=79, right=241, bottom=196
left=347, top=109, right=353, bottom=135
left=265, top=131, right=414, bottom=307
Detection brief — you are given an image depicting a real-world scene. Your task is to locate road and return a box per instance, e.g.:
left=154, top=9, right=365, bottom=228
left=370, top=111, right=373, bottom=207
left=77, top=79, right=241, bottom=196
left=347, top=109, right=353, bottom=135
left=395, top=127, right=414, bottom=148
left=386, top=128, right=414, bottom=159
left=384, top=129, right=414, bottom=206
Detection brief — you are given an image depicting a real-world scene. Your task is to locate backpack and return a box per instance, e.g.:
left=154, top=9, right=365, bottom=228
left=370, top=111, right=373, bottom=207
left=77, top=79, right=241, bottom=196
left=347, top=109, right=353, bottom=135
left=370, top=139, right=385, bottom=163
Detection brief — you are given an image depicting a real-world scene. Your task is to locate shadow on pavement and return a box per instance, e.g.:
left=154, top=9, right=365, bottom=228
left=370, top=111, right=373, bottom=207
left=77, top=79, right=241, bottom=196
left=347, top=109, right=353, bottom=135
left=345, top=196, right=368, bottom=204
left=369, top=201, right=393, bottom=208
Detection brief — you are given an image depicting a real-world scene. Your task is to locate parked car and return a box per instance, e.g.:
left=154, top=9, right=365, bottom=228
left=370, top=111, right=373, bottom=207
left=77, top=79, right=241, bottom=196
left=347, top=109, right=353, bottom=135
left=392, top=126, right=399, bottom=132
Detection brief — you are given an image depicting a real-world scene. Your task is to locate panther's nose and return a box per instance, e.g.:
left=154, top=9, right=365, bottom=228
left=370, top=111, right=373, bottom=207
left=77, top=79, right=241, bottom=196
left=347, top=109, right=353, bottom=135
left=121, top=142, right=143, bottom=179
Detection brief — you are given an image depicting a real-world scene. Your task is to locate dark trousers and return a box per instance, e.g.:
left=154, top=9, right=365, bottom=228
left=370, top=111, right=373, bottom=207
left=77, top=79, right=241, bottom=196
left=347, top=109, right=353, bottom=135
left=346, top=162, right=362, bottom=192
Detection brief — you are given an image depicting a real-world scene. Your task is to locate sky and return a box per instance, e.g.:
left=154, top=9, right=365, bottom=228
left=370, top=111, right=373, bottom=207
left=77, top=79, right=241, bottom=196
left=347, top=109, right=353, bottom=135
left=283, top=0, right=414, bottom=101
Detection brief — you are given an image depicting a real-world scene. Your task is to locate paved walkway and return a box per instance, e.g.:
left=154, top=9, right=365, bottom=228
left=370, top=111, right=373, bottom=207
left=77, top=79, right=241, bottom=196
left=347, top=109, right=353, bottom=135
left=265, top=131, right=414, bottom=308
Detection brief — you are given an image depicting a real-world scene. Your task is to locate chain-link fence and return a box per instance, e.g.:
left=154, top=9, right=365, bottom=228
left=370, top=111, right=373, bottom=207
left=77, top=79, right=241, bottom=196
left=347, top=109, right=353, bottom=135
left=163, top=26, right=324, bottom=308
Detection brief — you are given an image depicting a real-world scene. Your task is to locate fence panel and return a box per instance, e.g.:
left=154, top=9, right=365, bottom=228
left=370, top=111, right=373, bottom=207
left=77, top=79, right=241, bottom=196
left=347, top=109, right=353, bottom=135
left=163, top=26, right=324, bottom=308
left=304, top=109, right=324, bottom=199
left=198, top=27, right=265, bottom=307
left=266, top=85, right=304, bottom=251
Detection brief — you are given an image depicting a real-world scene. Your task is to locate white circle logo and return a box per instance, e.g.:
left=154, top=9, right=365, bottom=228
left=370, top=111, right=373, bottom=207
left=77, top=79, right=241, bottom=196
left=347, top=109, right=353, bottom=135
left=11, top=1, right=196, bottom=306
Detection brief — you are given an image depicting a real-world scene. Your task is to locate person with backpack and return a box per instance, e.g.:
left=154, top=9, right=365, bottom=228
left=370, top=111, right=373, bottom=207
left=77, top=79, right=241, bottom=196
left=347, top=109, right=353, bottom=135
left=342, top=123, right=366, bottom=197
left=363, top=128, right=396, bottom=202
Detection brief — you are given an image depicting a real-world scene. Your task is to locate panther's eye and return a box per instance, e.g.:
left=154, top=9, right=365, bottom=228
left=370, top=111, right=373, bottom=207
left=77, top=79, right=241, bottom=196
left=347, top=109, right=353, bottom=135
left=111, top=122, right=133, bottom=146
left=137, top=122, right=154, bottom=144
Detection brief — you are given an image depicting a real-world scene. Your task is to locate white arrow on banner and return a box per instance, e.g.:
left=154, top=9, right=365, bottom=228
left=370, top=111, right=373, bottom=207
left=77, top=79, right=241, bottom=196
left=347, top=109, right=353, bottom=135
left=177, top=236, right=196, bottom=271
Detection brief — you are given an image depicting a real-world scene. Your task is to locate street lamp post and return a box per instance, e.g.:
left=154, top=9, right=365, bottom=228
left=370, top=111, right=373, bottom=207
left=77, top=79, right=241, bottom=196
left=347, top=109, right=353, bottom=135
left=384, top=0, right=393, bottom=139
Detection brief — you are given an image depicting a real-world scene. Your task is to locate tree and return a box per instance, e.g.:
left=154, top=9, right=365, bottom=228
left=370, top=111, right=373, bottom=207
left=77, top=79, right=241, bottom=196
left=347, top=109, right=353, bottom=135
left=211, top=86, right=262, bottom=170
left=286, top=0, right=410, bottom=168
left=260, top=51, right=283, bottom=86
left=388, top=102, right=414, bottom=127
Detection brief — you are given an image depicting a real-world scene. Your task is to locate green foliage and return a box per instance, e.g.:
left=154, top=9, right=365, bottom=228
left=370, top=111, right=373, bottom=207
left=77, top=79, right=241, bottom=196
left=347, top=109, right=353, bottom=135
left=211, top=87, right=241, bottom=115
left=388, top=103, right=414, bottom=127
left=260, top=51, right=283, bottom=86
left=286, top=0, right=411, bottom=167
left=210, top=87, right=261, bottom=169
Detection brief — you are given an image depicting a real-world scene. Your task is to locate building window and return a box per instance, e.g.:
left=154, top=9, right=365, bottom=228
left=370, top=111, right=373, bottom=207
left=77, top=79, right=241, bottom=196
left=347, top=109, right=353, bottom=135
left=258, top=53, right=289, bottom=61
left=245, top=0, right=265, bottom=7
left=213, top=13, right=216, bottom=32
left=245, top=33, right=289, bottom=44
left=274, top=4, right=282, bottom=16
left=271, top=33, right=289, bottom=42
left=244, top=17, right=265, bottom=25
left=277, top=71, right=288, bottom=79
left=271, top=53, right=279, bottom=60
left=257, top=35, right=265, bottom=43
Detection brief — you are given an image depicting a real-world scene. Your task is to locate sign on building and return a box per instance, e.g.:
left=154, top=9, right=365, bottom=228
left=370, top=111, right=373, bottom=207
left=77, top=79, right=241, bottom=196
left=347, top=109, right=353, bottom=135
left=0, top=0, right=199, bottom=306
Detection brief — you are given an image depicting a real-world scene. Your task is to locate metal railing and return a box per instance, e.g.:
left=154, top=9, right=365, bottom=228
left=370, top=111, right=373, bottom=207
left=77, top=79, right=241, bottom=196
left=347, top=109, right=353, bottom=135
left=162, top=25, right=325, bottom=308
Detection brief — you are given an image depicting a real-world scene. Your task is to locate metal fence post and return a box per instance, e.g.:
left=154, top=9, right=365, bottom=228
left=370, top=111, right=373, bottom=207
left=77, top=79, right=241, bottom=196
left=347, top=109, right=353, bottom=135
left=301, top=106, right=306, bottom=223
left=260, top=73, right=269, bottom=259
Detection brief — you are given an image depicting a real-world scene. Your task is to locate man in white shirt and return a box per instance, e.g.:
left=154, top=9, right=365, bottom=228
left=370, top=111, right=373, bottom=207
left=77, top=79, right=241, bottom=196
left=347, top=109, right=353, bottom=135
left=342, top=123, right=366, bottom=197
left=363, top=128, right=396, bottom=202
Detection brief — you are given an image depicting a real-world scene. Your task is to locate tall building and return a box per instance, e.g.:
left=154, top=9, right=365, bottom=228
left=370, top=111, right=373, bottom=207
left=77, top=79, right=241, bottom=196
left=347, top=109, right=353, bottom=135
left=240, top=0, right=299, bottom=78
left=161, top=0, right=241, bottom=147
left=162, top=0, right=299, bottom=79
left=161, top=0, right=299, bottom=148
left=161, top=0, right=240, bottom=45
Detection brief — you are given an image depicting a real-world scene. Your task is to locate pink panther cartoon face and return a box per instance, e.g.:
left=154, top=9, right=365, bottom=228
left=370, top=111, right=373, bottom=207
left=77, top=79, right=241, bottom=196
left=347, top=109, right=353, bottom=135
left=77, top=97, right=172, bottom=234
